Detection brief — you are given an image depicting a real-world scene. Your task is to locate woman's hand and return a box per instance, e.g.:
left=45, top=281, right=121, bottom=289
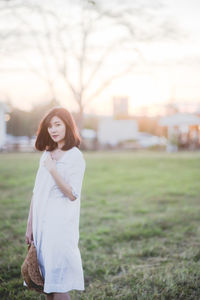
left=43, top=153, right=57, bottom=172
left=25, top=222, right=33, bottom=245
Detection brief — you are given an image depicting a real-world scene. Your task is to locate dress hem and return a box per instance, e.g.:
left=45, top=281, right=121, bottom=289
left=24, top=280, right=85, bottom=294
left=44, top=284, right=85, bottom=293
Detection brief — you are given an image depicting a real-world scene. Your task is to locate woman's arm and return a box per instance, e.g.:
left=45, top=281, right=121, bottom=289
left=25, top=195, right=33, bottom=244
left=43, top=152, right=85, bottom=201
left=27, top=195, right=33, bottom=226
left=49, top=168, right=76, bottom=201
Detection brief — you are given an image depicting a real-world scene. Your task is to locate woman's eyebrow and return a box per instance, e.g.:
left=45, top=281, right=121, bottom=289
left=49, top=121, right=60, bottom=125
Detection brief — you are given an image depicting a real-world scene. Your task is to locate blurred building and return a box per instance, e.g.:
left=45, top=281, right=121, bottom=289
left=81, top=128, right=98, bottom=150
left=0, top=102, right=10, bottom=151
left=98, top=117, right=138, bottom=147
left=113, top=96, right=129, bottom=119
left=6, top=134, right=35, bottom=152
left=159, top=113, right=200, bottom=151
left=96, top=96, right=139, bottom=149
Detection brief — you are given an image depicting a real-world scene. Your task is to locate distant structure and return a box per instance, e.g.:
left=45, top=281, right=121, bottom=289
left=113, top=96, right=129, bottom=119
left=159, top=113, right=200, bottom=151
left=0, top=102, right=10, bottom=150
left=98, top=117, right=138, bottom=147
left=97, top=96, right=138, bottom=147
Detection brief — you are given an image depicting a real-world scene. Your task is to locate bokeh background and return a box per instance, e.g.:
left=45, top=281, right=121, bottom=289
left=0, top=0, right=200, bottom=299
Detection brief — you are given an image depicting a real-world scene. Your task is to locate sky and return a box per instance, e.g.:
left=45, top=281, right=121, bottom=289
left=0, top=0, right=200, bottom=116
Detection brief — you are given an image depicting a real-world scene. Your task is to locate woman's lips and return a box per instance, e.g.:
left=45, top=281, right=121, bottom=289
left=52, top=135, right=59, bottom=138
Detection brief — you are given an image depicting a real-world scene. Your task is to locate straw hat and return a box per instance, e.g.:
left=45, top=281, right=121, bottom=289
left=21, top=242, right=47, bottom=294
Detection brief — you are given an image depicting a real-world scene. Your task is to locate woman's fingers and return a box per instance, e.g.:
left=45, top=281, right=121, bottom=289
left=25, top=233, right=33, bottom=244
left=25, top=223, right=33, bottom=244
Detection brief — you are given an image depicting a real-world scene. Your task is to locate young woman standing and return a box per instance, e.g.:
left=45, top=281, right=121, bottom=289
left=24, top=106, right=86, bottom=300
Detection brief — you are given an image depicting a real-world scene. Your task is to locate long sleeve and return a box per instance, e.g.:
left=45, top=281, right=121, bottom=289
left=65, top=151, right=86, bottom=201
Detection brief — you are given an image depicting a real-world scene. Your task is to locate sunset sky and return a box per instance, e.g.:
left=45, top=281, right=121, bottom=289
left=0, top=0, right=200, bottom=116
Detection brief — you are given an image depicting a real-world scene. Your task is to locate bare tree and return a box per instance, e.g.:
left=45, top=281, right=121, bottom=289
left=0, top=0, right=182, bottom=130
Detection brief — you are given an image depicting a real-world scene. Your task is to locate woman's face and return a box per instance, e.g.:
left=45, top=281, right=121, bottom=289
left=47, top=116, right=66, bottom=144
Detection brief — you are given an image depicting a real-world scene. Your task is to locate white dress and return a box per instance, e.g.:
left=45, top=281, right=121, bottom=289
left=23, top=146, right=86, bottom=293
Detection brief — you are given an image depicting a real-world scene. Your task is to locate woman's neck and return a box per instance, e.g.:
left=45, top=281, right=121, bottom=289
left=57, top=141, right=65, bottom=149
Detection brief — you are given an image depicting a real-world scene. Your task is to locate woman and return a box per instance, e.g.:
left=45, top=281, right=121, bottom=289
left=24, top=106, right=86, bottom=300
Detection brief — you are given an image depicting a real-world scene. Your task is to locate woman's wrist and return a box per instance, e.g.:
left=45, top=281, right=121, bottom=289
left=27, top=218, right=32, bottom=227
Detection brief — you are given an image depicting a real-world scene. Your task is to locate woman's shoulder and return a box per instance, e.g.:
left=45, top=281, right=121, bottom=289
left=69, top=146, right=85, bottom=160
left=41, top=147, right=85, bottom=164
left=66, top=147, right=85, bottom=169
left=39, top=150, right=47, bottom=163
left=71, top=146, right=83, bottom=155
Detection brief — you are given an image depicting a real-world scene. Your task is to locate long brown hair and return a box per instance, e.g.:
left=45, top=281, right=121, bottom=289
left=35, top=106, right=81, bottom=151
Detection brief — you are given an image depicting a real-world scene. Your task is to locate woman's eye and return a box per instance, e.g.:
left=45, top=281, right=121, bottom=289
left=48, top=123, right=60, bottom=128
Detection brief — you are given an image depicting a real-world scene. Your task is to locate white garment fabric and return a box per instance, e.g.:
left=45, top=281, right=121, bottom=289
left=23, top=146, right=86, bottom=293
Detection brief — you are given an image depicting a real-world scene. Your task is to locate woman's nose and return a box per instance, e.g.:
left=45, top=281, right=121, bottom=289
left=50, top=126, right=57, bottom=132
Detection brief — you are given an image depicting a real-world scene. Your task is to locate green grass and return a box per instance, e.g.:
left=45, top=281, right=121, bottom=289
left=0, top=150, right=200, bottom=300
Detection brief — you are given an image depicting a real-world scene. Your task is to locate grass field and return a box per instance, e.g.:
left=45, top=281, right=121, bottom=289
left=0, top=150, right=200, bottom=300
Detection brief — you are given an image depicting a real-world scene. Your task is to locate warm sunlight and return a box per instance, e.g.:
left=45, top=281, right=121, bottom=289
left=0, top=0, right=200, bottom=116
